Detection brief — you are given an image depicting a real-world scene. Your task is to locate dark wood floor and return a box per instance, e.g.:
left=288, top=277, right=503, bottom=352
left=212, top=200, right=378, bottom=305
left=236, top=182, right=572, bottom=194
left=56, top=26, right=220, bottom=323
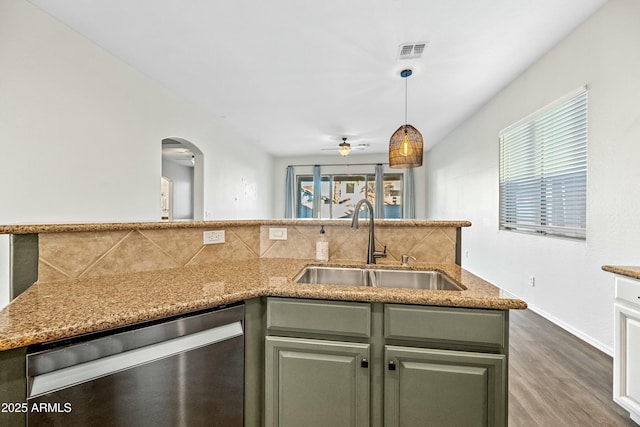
left=509, top=309, right=638, bottom=426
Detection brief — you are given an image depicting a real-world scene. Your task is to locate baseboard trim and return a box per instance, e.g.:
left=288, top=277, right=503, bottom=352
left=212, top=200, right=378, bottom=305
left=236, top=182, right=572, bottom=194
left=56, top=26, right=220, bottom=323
left=526, top=304, right=613, bottom=357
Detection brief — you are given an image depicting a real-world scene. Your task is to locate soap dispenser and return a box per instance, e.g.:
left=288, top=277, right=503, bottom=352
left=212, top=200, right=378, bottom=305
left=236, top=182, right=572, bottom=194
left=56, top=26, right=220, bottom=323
left=316, top=225, right=329, bottom=262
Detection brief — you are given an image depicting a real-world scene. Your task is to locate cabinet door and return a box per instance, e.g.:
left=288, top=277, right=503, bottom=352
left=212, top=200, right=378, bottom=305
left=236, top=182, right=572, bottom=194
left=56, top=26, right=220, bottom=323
left=614, top=302, right=640, bottom=420
left=385, top=346, right=506, bottom=427
left=265, top=336, right=370, bottom=427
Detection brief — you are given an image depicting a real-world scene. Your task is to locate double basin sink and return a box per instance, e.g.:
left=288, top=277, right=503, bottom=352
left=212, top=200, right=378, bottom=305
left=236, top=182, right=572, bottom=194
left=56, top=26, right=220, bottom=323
left=294, top=266, right=463, bottom=291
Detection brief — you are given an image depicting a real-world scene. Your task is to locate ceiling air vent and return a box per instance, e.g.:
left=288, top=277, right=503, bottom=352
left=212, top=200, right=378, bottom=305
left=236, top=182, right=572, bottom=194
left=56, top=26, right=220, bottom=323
left=397, top=42, right=428, bottom=60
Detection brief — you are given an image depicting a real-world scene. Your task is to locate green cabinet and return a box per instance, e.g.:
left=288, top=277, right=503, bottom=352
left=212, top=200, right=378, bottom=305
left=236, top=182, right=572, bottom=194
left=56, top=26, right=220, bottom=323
left=265, top=297, right=509, bottom=427
left=384, top=346, right=506, bottom=427
left=265, top=336, right=370, bottom=427
left=264, top=298, right=372, bottom=427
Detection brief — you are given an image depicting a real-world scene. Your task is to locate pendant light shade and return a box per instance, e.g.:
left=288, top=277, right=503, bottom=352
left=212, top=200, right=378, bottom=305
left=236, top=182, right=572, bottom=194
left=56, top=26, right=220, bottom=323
left=389, top=69, right=423, bottom=168
left=389, top=124, right=423, bottom=168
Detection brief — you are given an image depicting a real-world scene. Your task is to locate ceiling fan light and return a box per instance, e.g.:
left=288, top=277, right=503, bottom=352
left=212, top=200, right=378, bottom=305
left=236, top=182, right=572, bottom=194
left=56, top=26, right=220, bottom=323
left=338, top=143, right=351, bottom=156
left=389, top=124, right=423, bottom=168
left=338, top=138, right=351, bottom=156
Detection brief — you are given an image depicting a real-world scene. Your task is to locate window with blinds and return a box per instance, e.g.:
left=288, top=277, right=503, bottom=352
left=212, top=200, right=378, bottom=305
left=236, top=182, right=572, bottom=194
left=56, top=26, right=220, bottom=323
left=499, top=88, right=588, bottom=239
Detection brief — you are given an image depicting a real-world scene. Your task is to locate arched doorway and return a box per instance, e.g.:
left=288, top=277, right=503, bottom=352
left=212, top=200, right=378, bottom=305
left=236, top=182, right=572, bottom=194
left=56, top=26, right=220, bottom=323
left=161, top=138, right=204, bottom=220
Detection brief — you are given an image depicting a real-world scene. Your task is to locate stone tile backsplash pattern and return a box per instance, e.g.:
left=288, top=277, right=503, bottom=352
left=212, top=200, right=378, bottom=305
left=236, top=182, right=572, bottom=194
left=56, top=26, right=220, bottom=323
left=38, top=224, right=458, bottom=282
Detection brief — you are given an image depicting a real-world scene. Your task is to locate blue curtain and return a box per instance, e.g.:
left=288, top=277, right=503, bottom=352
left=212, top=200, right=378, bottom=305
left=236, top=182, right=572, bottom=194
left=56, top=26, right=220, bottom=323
left=405, top=168, right=415, bottom=219
left=374, top=164, right=384, bottom=219
left=312, top=165, right=321, bottom=218
left=284, top=166, right=295, bottom=218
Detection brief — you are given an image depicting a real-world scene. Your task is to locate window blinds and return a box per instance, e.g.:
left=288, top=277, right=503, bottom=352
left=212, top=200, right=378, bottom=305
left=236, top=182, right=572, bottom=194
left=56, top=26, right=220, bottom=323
left=499, top=88, right=588, bottom=239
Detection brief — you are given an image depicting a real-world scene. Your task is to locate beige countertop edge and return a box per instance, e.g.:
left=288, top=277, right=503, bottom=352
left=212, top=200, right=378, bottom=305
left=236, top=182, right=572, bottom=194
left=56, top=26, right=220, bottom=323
left=0, top=289, right=264, bottom=351
left=0, top=259, right=525, bottom=351
left=0, top=219, right=472, bottom=235
left=602, top=265, right=640, bottom=280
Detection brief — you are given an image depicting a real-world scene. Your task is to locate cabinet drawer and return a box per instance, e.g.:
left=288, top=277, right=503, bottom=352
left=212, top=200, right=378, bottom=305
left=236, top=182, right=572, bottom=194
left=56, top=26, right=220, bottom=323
left=384, top=304, right=506, bottom=349
left=616, top=276, right=640, bottom=307
left=267, top=298, right=371, bottom=338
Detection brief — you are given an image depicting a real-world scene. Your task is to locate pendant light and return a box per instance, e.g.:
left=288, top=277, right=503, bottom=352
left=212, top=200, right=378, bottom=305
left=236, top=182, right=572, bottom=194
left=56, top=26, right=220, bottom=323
left=338, top=137, right=351, bottom=156
left=389, top=69, right=423, bottom=168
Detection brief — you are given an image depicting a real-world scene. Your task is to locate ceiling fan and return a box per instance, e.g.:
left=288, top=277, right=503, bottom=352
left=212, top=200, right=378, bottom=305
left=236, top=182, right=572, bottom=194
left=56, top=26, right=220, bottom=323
left=320, top=137, right=369, bottom=156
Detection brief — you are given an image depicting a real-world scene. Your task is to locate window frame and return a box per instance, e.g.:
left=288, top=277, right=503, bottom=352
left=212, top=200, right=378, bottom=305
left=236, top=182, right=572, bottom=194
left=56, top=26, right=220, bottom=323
left=295, top=172, right=405, bottom=219
left=498, top=87, right=588, bottom=240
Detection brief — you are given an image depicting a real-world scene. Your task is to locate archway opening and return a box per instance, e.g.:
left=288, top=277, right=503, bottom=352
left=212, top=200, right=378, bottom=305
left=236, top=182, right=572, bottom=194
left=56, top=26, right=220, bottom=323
left=161, top=138, right=204, bottom=220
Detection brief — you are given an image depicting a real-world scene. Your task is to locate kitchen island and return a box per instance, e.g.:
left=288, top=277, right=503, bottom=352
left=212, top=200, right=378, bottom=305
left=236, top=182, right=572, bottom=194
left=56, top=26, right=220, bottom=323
left=0, top=258, right=525, bottom=351
left=0, top=219, right=526, bottom=426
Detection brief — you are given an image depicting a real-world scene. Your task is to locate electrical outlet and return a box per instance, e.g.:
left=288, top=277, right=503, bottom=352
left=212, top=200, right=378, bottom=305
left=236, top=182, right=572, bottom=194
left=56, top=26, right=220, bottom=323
left=528, top=275, right=536, bottom=287
left=203, top=230, right=225, bottom=245
left=269, top=228, right=287, bottom=240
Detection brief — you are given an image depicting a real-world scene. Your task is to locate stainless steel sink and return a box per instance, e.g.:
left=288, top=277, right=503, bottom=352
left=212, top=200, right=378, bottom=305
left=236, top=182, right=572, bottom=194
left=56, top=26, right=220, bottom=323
left=294, top=266, right=462, bottom=291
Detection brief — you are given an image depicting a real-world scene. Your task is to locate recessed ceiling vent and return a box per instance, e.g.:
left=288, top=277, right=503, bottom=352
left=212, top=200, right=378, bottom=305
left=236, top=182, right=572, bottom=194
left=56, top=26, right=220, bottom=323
left=397, top=42, right=428, bottom=60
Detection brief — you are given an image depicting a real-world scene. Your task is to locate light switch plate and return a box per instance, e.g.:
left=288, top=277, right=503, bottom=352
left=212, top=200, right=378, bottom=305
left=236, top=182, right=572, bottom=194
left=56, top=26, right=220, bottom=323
left=203, top=230, right=225, bottom=244
left=269, top=227, right=287, bottom=240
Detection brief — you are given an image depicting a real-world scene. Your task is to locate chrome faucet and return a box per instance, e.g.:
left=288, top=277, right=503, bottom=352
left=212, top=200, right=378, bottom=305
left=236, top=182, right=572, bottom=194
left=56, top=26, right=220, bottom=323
left=351, top=199, right=387, bottom=264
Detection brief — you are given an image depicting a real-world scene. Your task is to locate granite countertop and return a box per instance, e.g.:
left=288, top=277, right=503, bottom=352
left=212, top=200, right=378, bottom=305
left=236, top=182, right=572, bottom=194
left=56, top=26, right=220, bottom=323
left=602, top=265, right=640, bottom=280
left=0, top=219, right=472, bottom=235
left=0, top=258, right=526, bottom=351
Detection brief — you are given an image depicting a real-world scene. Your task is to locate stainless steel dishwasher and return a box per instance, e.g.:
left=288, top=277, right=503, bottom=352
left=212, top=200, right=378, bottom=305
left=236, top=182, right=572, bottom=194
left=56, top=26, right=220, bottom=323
left=26, top=303, right=244, bottom=427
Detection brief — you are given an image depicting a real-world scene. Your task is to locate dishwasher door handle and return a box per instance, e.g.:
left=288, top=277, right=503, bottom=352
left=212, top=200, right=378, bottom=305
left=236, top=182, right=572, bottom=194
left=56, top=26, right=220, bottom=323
left=29, top=321, right=243, bottom=398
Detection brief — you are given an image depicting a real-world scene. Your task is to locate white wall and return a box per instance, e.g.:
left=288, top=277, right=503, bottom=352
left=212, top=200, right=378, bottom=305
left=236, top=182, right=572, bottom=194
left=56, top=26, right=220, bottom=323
left=272, top=153, right=428, bottom=218
left=0, top=0, right=274, bottom=305
left=425, top=0, right=640, bottom=354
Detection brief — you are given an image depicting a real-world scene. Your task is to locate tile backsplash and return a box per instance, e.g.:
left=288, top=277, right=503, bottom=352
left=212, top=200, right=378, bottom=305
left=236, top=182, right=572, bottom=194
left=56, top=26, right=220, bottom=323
left=37, top=223, right=459, bottom=282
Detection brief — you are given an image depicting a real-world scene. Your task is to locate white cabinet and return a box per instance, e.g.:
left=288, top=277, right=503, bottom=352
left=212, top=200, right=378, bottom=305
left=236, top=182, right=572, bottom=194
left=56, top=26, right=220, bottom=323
left=614, top=275, right=640, bottom=424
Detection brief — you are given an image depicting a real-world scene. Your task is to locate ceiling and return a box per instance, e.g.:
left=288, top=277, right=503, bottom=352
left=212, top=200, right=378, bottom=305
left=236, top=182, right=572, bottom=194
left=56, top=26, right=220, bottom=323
left=28, top=0, right=607, bottom=157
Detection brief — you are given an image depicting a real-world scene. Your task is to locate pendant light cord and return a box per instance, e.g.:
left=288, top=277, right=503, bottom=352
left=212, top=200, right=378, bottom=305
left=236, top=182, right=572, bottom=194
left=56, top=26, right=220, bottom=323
left=404, top=75, right=408, bottom=126
left=400, top=69, right=412, bottom=127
